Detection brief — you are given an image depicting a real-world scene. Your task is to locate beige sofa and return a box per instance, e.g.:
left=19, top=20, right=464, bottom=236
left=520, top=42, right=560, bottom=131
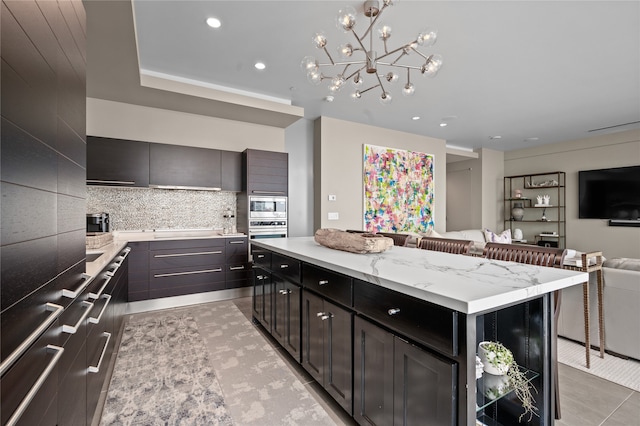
left=558, top=258, right=640, bottom=361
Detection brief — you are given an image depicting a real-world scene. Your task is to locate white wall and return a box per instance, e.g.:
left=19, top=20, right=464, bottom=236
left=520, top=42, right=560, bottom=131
left=505, top=129, right=640, bottom=259
left=314, top=116, right=447, bottom=232
left=285, top=119, right=315, bottom=237
left=87, top=98, right=285, bottom=151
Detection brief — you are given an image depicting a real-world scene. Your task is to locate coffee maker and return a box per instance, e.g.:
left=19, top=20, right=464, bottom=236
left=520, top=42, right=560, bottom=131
left=87, top=213, right=109, bottom=233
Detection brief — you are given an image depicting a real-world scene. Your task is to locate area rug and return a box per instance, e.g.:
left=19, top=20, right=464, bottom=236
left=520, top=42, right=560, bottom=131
left=100, top=313, right=233, bottom=425
left=194, top=301, right=337, bottom=426
left=558, top=337, right=640, bottom=392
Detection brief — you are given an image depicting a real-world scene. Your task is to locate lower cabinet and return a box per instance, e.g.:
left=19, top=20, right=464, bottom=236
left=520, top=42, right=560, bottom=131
left=252, top=267, right=273, bottom=333
left=272, top=276, right=301, bottom=361
left=302, top=291, right=353, bottom=415
left=354, top=316, right=457, bottom=426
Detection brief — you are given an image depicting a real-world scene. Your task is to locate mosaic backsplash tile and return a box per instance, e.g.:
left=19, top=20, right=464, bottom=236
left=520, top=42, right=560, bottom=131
left=87, top=187, right=237, bottom=231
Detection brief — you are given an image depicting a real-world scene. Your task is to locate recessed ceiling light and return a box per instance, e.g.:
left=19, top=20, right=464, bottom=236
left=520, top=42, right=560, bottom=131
left=412, top=116, right=421, bottom=121
left=489, top=135, right=502, bottom=140
left=254, top=62, right=266, bottom=70
left=439, top=122, right=448, bottom=127
left=524, top=137, right=539, bottom=142
left=324, top=95, right=334, bottom=102
left=206, top=17, right=221, bottom=28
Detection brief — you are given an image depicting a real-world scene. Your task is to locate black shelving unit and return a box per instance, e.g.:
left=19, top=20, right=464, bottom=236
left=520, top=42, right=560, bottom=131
left=504, top=172, right=566, bottom=249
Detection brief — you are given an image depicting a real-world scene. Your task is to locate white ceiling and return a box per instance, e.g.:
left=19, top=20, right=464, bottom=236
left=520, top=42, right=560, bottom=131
left=89, top=0, right=640, bottom=153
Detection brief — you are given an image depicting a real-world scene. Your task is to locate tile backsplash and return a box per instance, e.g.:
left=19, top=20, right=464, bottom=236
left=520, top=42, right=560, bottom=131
left=87, top=187, right=237, bottom=231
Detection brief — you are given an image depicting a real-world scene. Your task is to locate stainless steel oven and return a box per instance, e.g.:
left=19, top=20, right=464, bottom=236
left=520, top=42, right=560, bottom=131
left=249, top=196, right=287, bottom=220
left=248, top=221, right=288, bottom=240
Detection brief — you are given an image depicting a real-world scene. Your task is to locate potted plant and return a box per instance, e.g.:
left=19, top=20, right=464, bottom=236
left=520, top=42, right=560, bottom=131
left=478, top=341, right=539, bottom=422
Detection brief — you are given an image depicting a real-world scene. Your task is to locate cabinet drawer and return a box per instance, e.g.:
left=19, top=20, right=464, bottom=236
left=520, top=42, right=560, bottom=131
left=226, top=237, right=248, bottom=263
left=302, top=263, right=353, bottom=307
left=150, top=238, right=225, bottom=251
left=353, top=280, right=459, bottom=357
left=150, top=247, right=225, bottom=270
left=271, top=252, right=300, bottom=282
left=252, top=248, right=271, bottom=268
left=226, top=262, right=250, bottom=282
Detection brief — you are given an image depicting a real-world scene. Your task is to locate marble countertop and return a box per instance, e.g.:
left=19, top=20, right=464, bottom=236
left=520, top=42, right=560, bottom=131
left=252, top=237, right=588, bottom=315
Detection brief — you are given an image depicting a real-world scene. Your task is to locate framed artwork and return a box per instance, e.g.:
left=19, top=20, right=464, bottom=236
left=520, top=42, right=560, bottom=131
left=363, top=144, right=435, bottom=233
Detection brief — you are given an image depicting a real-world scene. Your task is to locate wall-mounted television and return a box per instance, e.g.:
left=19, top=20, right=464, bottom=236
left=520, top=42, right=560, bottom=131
left=579, top=165, right=640, bottom=220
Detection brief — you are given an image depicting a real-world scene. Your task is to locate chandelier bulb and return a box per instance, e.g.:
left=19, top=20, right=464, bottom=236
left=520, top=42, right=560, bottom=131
left=417, top=28, right=438, bottom=47
left=351, top=91, right=362, bottom=101
left=385, top=72, right=398, bottom=83
left=336, top=6, right=357, bottom=31
left=337, top=43, right=354, bottom=58
left=307, top=70, right=323, bottom=85
left=378, top=25, right=392, bottom=41
left=379, top=91, right=392, bottom=105
left=421, top=53, right=443, bottom=77
left=352, top=73, right=364, bottom=87
left=402, top=82, right=415, bottom=97
left=300, top=56, right=318, bottom=72
left=312, top=32, right=327, bottom=49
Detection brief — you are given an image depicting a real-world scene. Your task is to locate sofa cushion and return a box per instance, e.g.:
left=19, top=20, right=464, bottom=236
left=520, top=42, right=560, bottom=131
left=484, top=228, right=512, bottom=244
left=603, top=257, right=640, bottom=272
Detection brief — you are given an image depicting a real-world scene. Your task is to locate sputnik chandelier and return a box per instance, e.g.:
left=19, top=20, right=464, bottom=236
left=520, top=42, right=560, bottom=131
left=301, top=0, right=443, bottom=104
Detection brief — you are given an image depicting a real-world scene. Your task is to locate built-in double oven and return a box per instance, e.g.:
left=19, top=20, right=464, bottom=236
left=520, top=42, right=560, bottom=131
left=248, top=196, right=287, bottom=240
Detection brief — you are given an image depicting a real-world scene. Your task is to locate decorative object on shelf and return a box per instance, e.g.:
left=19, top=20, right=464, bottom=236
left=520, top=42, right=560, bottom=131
left=514, top=189, right=522, bottom=198
left=513, top=228, right=523, bottom=240
left=511, top=202, right=525, bottom=221
left=476, top=355, right=484, bottom=379
left=543, top=195, right=550, bottom=205
left=540, top=207, right=549, bottom=222
left=478, top=341, right=539, bottom=422
left=536, top=195, right=543, bottom=205
left=526, top=179, right=559, bottom=188
left=483, top=373, right=510, bottom=400
left=301, top=0, right=443, bottom=104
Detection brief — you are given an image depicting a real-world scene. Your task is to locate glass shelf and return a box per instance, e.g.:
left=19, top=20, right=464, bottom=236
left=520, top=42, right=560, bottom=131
left=476, top=368, right=539, bottom=412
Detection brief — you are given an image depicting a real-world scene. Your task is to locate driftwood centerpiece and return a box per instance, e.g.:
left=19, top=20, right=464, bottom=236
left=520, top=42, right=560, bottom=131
left=314, top=228, right=394, bottom=254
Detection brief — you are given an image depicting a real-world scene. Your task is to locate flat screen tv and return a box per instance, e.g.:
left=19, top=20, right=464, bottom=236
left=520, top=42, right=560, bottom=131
left=579, top=165, right=640, bottom=220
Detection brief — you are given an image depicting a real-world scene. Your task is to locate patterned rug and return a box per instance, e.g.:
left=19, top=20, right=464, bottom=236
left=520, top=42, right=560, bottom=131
left=558, top=337, right=640, bottom=392
left=100, top=313, right=233, bottom=425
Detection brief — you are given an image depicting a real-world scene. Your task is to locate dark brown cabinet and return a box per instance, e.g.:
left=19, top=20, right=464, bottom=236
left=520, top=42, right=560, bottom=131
left=87, top=136, right=150, bottom=187
left=252, top=267, right=273, bottom=332
left=127, top=241, right=150, bottom=302
left=221, top=150, right=242, bottom=192
left=354, top=316, right=457, bottom=426
left=243, top=149, right=288, bottom=195
left=225, top=237, right=249, bottom=289
left=302, top=291, right=353, bottom=415
left=272, top=277, right=301, bottom=361
left=150, top=143, right=221, bottom=189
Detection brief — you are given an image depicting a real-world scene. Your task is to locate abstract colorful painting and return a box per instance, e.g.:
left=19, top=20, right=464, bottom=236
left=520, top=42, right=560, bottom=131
left=363, top=144, right=435, bottom=233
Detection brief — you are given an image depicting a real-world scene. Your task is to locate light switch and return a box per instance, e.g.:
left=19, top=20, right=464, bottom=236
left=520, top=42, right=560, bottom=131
left=328, top=212, right=339, bottom=220
left=328, top=194, right=337, bottom=201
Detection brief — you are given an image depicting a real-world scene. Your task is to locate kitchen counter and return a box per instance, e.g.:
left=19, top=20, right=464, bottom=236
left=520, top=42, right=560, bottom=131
left=251, top=236, right=587, bottom=314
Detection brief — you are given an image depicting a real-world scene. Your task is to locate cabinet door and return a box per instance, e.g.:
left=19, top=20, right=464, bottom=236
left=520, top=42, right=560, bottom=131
left=127, top=241, right=149, bottom=302
left=273, top=276, right=301, bottom=361
left=252, top=268, right=272, bottom=332
left=393, top=337, right=457, bottom=426
left=244, top=149, right=288, bottom=195
left=149, top=143, right=221, bottom=189
left=324, top=299, right=353, bottom=415
left=221, top=150, right=242, bottom=191
left=354, top=316, right=394, bottom=426
left=87, top=136, right=150, bottom=187
left=302, top=291, right=325, bottom=383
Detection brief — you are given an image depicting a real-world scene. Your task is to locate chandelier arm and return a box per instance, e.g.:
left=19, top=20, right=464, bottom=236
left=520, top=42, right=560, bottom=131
left=389, top=51, right=408, bottom=66
left=377, top=44, right=413, bottom=61
left=350, top=30, right=370, bottom=57
left=322, top=47, right=335, bottom=65
left=359, top=83, right=381, bottom=95
left=376, top=62, right=422, bottom=71
left=373, top=71, right=388, bottom=96
left=346, top=65, right=367, bottom=81
left=317, top=60, right=366, bottom=67
left=409, top=46, right=429, bottom=60
left=361, top=2, right=388, bottom=39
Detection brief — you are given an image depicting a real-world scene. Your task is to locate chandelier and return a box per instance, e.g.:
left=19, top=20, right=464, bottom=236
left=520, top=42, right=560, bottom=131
left=301, top=0, right=443, bottom=104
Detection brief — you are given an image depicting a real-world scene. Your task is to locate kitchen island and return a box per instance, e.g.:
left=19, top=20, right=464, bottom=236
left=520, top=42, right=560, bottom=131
left=250, top=237, right=587, bottom=426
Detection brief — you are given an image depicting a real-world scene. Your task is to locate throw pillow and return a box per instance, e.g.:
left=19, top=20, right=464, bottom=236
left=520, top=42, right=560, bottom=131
left=484, top=228, right=512, bottom=244
left=420, top=228, right=444, bottom=238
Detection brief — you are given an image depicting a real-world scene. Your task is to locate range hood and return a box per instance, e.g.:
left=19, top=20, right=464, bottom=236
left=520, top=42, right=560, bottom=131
left=149, top=184, right=221, bottom=191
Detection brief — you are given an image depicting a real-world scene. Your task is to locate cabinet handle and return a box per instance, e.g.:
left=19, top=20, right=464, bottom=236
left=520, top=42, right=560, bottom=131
left=320, top=314, right=332, bottom=321
left=318, top=280, right=329, bottom=285
left=229, top=241, right=245, bottom=244
left=89, top=295, right=112, bottom=324
left=316, top=312, right=326, bottom=317
left=229, top=266, right=245, bottom=271
left=89, top=274, right=113, bottom=300
left=256, top=275, right=265, bottom=280
left=0, top=303, right=63, bottom=376
left=154, top=251, right=222, bottom=258
left=62, top=301, right=94, bottom=334
left=154, top=268, right=222, bottom=278
left=5, top=345, right=64, bottom=426
left=87, top=179, right=135, bottom=185
left=279, top=289, right=291, bottom=295
left=280, top=264, right=289, bottom=269
left=62, top=273, right=91, bottom=299
left=388, top=308, right=401, bottom=316
left=113, top=249, right=130, bottom=265
left=88, top=332, right=112, bottom=373
left=257, top=254, right=265, bottom=258
left=251, top=190, right=286, bottom=195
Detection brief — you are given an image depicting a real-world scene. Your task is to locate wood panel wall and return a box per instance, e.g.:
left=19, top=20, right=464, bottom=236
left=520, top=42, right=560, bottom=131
left=1, top=0, right=86, bottom=365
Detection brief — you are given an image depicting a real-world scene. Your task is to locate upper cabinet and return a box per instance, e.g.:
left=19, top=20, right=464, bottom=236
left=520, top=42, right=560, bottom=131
left=221, top=150, right=242, bottom=192
left=150, top=143, right=222, bottom=189
left=87, top=136, right=150, bottom=187
left=243, top=149, right=288, bottom=195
